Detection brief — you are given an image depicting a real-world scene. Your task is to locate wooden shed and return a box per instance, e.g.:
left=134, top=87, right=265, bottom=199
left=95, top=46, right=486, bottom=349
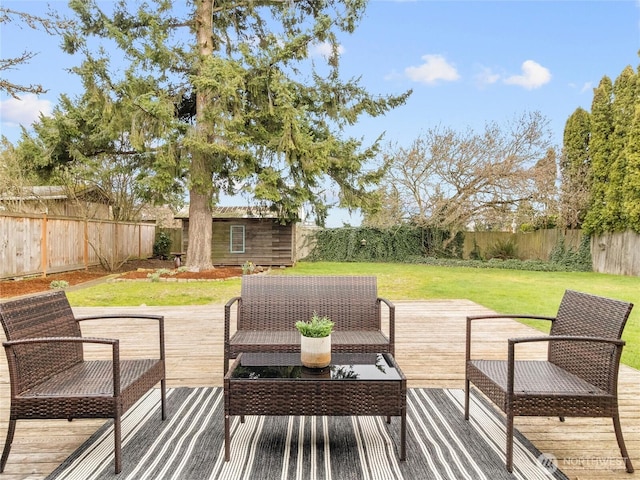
left=176, top=206, right=297, bottom=267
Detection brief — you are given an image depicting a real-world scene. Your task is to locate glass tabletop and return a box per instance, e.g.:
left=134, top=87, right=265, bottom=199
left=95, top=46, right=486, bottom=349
left=231, top=352, right=402, bottom=381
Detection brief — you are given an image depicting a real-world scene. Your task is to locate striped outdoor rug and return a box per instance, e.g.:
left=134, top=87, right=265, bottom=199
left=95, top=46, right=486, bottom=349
left=46, top=387, right=567, bottom=480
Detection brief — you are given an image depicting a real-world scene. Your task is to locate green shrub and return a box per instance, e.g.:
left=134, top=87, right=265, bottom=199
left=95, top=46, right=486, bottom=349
left=242, top=261, right=256, bottom=274
left=49, top=280, right=69, bottom=290
left=305, top=225, right=464, bottom=262
left=550, top=235, right=592, bottom=272
left=469, top=239, right=484, bottom=261
left=153, top=232, right=172, bottom=259
left=147, top=272, right=161, bottom=282
left=486, top=237, right=519, bottom=260
left=407, top=256, right=586, bottom=272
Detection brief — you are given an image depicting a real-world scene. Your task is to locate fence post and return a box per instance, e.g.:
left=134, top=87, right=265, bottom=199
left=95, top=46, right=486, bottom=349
left=83, top=219, right=89, bottom=270
left=41, top=214, right=48, bottom=278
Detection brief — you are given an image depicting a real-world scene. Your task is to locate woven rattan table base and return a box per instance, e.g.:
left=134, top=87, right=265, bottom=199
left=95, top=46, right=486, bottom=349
left=224, top=352, right=406, bottom=461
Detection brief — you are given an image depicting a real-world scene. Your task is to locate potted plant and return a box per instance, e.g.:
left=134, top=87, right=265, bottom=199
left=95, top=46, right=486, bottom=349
left=295, top=312, right=335, bottom=368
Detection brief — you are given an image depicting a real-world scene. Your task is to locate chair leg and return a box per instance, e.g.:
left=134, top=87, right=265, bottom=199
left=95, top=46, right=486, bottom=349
left=464, top=379, right=470, bottom=420
left=161, top=378, right=167, bottom=420
left=114, top=412, right=122, bottom=474
left=612, top=414, right=634, bottom=473
left=0, top=418, right=16, bottom=473
left=224, top=414, right=231, bottom=461
left=506, top=413, right=514, bottom=473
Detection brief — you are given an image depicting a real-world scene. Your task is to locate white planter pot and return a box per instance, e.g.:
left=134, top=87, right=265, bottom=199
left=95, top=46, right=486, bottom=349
left=300, top=334, right=331, bottom=368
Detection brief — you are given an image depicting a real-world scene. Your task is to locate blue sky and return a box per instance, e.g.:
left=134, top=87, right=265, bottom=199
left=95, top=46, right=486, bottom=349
left=1, top=1, right=640, bottom=226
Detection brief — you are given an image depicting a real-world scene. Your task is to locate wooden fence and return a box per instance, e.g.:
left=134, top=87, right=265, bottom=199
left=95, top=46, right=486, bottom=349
left=3, top=213, right=638, bottom=279
left=591, top=231, right=640, bottom=276
left=463, top=229, right=583, bottom=261
left=464, top=229, right=640, bottom=276
left=0, top=213, right=156, bottom=279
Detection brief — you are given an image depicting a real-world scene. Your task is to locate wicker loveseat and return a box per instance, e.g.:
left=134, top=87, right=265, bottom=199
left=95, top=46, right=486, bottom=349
left=224, top=275, right=395, bottom=373
left=0, top=290, right=166, bottom=474
left=465, top=289, right=634, bottom=473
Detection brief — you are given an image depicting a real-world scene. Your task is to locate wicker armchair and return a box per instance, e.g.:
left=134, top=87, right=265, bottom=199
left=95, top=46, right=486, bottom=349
left=0, top=290, right=166, bottom=474
left=465, top=289, right=634, bottom=473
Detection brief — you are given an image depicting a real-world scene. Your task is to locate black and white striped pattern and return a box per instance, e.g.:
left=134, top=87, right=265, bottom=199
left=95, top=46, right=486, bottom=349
left=46, top=387, right=567, bottom=480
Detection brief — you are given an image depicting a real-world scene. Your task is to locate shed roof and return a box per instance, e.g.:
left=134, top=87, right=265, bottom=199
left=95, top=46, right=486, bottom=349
left=175, top=205, right=280, bottom=219
left=0, top=185, right=112, bottom=204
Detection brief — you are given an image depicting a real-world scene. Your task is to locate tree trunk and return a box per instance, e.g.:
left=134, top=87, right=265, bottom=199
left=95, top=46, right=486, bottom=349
left=186, top=0, right=215, bottom=270
left=186, top=187, right=214, bottom=270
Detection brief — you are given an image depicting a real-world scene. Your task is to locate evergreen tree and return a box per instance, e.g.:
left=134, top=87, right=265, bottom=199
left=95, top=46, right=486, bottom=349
left=560, top=107, right=591, bottom=228
left=606, top=65, right=636, bottom=230
left=50, top=0, right=409, bottom=269
left=623, top=86, right=640, bottom=232
left=582, top=76, right=614, bottom=234
left=11, top=71, right=185, bottom=220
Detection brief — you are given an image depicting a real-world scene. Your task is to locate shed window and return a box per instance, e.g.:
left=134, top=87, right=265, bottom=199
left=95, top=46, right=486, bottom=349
left=230, top=225, right=245, bottom=253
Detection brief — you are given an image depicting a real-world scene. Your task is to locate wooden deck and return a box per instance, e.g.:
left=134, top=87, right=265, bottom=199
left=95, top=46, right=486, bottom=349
left=0, top=300, right=638, bottom=479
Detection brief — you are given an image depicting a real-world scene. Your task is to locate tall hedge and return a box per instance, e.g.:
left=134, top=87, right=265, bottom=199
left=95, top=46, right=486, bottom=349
left=304, top=225, right=464, bottom=262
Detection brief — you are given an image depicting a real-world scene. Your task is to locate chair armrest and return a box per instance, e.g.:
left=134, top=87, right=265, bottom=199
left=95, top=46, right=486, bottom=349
left=75, top=314, right=165, bottom=361
left=466, top=314, right=556, bottom=361
left=378, top=297, right=395, bottom=355
left=3, top=336, right=122, bottom=396
left=506, top=335, right=625, bottom=394
left=509, top=335, right=625, bottom=347
left=77, top=313, right=163, bottom=321
left=224, top=297, right=242, bottom=344
left=3, top=336, right=118, bottom=348
left=467, top=314, right=556, bottom=322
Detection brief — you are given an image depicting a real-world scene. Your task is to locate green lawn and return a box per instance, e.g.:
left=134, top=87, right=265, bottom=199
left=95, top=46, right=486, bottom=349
left=67, top=261, right=640, bottom=369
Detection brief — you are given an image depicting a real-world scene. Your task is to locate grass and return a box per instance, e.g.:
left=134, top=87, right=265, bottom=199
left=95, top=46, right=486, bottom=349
left=67, top=261, right=640, bottom=369
left=68, top=279, right=242, bottom=306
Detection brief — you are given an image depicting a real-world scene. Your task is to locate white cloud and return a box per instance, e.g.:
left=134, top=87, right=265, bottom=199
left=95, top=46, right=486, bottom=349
left=310, top=41, right=345, bottom=59
left=383, top=70, right=404, bottom=82
left=580, top=81, right=593, bottom=94
left=405, top=54, right=460, bottom=85
left=0, top=94, right=52, bottom=127
left=503, top=60, right=551, bottom=90
left=475, top=66, right=501, bottom=86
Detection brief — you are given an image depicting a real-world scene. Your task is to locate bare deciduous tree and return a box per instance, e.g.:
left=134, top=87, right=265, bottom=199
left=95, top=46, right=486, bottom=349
left=0, top=8, right=71, bottom=98
left=0, top=138, right=36, bottom=209
left=364, top=112, right=556, bottom=235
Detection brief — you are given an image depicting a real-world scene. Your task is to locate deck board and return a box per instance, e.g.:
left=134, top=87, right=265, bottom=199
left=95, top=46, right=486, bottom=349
left=0, top=300, right=638, bottom=479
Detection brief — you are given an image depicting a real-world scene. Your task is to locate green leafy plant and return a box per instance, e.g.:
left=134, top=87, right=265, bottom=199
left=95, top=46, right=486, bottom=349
left=295, top=312, right=334, bottom=338
left=486, top=237, right=519, bottom=260
left=549, top=236, right=592, bottom=272
left=49, top=280, right=69, bottom=290
left=153, top=232, right=172, bottom=259
left=469, top=239, right=484, bottom=261
left=242, top=261, right=255, bottom=275
left=305, top=225, right=464, bottom=263
left=147, top=272, right=162, bottom=282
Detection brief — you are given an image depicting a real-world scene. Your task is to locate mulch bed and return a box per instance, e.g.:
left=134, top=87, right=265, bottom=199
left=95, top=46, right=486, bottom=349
left=0, top=259, right=244, bottom=299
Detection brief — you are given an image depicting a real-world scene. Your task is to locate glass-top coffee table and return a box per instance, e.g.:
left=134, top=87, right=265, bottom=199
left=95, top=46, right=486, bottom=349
left=223, top=352, right=406, bottom=461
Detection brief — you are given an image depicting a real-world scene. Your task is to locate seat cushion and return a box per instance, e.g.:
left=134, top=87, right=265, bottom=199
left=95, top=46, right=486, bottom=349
left=229, top=330, right=390, bottom=352
left=469, top=359, right=607, bottom=395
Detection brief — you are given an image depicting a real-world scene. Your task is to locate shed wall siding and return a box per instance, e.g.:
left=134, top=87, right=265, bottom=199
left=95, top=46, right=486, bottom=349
left=211, top=218, right=294, bottom=266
